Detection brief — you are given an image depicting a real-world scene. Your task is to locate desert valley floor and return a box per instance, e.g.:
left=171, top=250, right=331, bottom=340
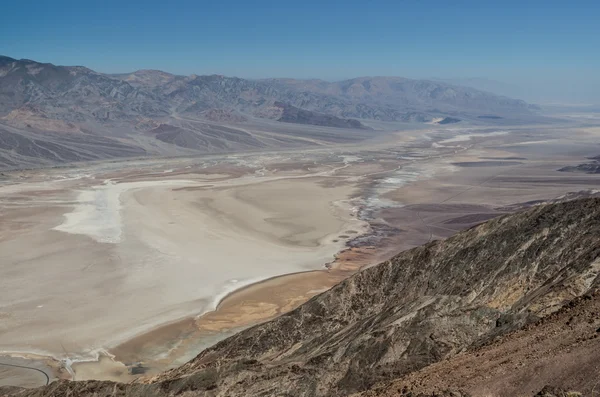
left=1, top=120, right=600, bottom=387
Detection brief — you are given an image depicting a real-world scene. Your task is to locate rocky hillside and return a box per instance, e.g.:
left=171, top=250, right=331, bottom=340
left=3, top=198, right=598, bottom=397
left=358, top=291, right=600, bottom=397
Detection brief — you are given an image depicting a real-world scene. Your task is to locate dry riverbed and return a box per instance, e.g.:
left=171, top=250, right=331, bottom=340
left=2, top=122, right=600, bottom=385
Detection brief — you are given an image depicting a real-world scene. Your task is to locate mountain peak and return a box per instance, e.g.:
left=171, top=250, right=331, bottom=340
left=0, top=55, right=17, bottom=63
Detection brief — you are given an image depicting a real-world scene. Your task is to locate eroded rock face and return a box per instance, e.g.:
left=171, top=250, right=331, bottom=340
left=534, top=386, right=582, bottom=397
left=3, top=199, right=599, bottom=397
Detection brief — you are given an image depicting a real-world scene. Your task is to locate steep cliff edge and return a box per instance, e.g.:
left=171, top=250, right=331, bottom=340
left=2, top=198, right=599, bottom=397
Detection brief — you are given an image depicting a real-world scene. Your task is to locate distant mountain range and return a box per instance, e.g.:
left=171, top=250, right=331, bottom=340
left=0, top=55, right=538, bottom=169
left=431, top=77, right=526, bottom=100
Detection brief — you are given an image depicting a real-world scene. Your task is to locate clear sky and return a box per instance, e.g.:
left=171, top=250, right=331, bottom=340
left=1, top=0, right=599, bottom=103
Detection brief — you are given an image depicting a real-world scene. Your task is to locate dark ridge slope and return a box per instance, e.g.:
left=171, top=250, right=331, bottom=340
left=274, top=102, right=370, bottom=129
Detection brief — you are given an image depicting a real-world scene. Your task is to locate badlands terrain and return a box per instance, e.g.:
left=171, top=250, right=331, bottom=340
left=1, top=110, right=600, bottom=394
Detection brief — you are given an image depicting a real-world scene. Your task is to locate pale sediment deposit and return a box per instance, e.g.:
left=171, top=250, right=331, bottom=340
left=3, top=125, right=599, bottom=386
left=0, top=163, right=367, bottom=382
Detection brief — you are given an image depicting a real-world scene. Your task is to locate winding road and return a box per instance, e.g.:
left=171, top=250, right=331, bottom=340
left=0, top=361, right=50, bottom=386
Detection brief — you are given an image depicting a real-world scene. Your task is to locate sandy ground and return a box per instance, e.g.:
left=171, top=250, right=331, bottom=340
left=0, top=162, right=366, bottom=382
left=1, top=121, right=600, bottom=386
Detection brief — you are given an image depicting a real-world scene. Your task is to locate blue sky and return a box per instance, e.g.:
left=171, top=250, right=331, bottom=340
left=1, top=0, right=599, bottom=102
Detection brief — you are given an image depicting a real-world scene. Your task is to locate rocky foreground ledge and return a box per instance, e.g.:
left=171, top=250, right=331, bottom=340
left=2, top=198, right=599, bottom=397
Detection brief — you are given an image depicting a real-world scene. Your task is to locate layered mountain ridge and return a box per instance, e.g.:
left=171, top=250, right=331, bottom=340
left=0, top=55, right=534, bottom=125
left=3, top=197, right=599, bottom=396
left=0, top=55, right=538, bottom=169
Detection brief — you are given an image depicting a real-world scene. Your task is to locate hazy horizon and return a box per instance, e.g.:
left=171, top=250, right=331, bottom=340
left=2, top=0, right=599, bottom=104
